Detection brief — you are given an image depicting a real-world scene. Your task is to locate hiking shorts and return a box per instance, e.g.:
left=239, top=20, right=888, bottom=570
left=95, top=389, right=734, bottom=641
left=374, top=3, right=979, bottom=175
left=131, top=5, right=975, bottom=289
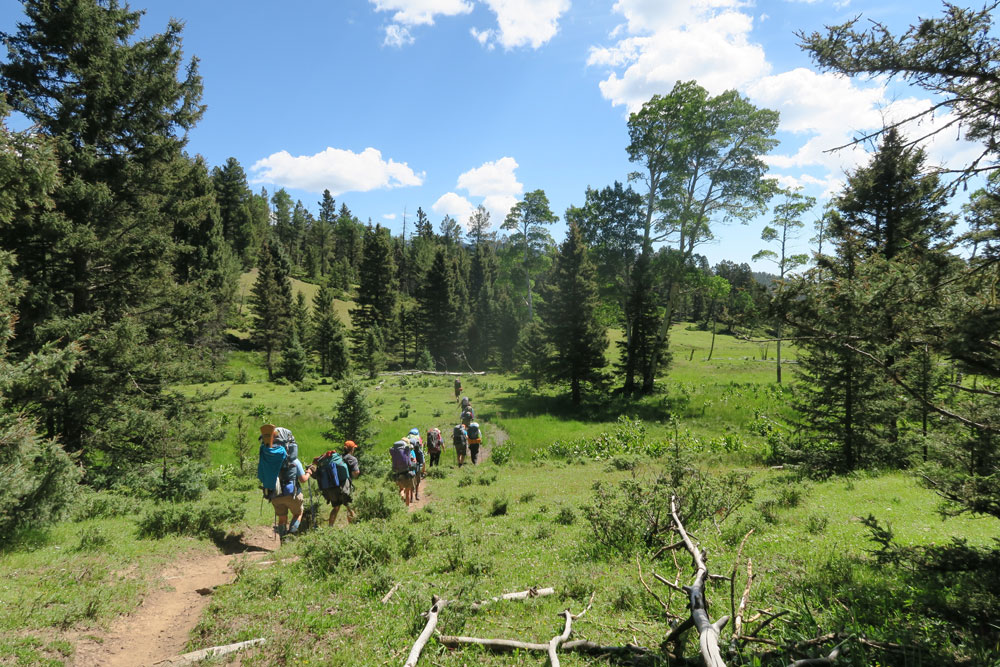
left=270, top=491, right=304, bottom=518
left=455, top=443, right=467, bottom=456
left=322, top=481, right=353, bottom=507
left=393, top=471, right=415, bottom=492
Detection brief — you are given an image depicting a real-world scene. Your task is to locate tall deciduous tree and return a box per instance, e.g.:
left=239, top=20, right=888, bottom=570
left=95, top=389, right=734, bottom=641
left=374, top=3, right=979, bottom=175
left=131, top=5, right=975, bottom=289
left=627, top=81, right=779, bottom=392
left=753, top=187, right=815, bottom=382
left=503, top=189, right=558, bottom=320
left=541, top=222, right=608, bottom=404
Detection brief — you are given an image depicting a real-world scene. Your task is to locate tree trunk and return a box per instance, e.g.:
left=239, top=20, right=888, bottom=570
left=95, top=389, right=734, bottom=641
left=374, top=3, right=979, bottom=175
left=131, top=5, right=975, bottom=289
left=775, top=321, right=783, bottom=384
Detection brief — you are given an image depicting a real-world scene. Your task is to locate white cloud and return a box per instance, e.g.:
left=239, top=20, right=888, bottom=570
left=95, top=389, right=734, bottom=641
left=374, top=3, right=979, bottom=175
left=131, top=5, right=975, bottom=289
left=251, top=147, right=424, bottom=195
left=470, top=26, right=495, bottom=49
left=482, top=194, right=520, bottom=223
left=477, top=0, right=570, bottom=49
left=432, top=192, right=476, bottom=223
left=384, top=213, right=398, bottom=220
left=384, top=24, right=415, bottom=47
left=456, top=156, right=522, bottom=197
left=370, top=0, right=473, bottom=26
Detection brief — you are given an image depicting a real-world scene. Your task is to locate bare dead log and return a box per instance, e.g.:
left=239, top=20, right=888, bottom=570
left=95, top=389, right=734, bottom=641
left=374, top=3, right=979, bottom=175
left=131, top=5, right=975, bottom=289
left=381, top=582, right=401, bottom=604
left=436, top=636, right=662, bottom=661
left=404, top=595, right=448, bottom=667
left=382, top=370, right=485, bottom=376
left=156, top=638, right=265, bottom=665
left=470, top=586, right=555, bottom=610
left=671, top=495, right=728, bottom=667
left=548, top=610, right=573, bottom=667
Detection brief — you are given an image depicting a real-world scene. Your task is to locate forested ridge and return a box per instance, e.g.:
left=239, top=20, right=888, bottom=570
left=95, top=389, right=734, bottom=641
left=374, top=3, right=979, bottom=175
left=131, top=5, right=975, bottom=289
left=1, top=1, right=999, bottom=665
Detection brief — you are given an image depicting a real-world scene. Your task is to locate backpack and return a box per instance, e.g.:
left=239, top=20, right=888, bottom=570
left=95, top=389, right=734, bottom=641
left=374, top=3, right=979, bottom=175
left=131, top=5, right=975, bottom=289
left=277, top=457, right=299, bottom=496
left=427, top=428, right=442, bottom=453
left=467, top=422, right=481, bottom=442
left=452, top=425, right=467, bottom=447
left=314, top=450, right=350, bottom=490
left=390, top=440, right=414, bottom=474
left=461, top=408, right=474, bottom=425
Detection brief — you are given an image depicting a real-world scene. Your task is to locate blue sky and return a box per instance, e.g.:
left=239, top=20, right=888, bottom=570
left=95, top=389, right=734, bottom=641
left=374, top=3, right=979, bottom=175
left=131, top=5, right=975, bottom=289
left=1, top=0, right=981, bottom=268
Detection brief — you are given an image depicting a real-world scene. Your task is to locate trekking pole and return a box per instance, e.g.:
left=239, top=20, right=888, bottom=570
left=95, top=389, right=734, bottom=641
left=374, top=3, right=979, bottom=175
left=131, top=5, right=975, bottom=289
left=308, top=478, right=315, bottom=530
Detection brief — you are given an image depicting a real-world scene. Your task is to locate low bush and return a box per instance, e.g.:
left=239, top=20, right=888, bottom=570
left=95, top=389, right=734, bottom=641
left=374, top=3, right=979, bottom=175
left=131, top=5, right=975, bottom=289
left=352, top=488, right=402, bottom=522
left=136, top=497, right=244, bottom=539
left=302, top=526, right=394, bottom=575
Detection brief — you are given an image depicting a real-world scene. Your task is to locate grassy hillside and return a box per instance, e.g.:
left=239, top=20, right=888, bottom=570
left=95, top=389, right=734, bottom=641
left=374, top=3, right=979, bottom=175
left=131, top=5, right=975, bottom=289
left=236, top=269, right=353, bottom=326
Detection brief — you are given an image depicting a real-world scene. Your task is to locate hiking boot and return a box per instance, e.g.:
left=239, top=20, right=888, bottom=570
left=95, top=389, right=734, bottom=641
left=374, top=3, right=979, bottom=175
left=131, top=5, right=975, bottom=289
left=414, top=493, right=420, bottom=500
left=275, top=525, right=287, bottom=538
left=288, top=519, right=301, bottom=534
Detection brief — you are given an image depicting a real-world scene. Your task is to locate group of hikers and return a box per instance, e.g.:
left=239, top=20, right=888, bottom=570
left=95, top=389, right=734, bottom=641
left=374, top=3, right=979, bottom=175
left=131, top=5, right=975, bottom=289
left=255, top=377, right=486, bottom=536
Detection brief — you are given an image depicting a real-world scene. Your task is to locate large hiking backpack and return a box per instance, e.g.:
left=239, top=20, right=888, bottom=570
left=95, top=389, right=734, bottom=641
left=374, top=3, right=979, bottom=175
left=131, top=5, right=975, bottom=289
left=461, top=408, right=474, bottom=425
left=258, top=443, right=298, bottom=497
left=460, top=396, right=470, bottom=409
left=467, top=422, right=482, bottom=443
left=390, top=440, right=414, bottom=474
left=452, top=425, right=467, bottom=447
left=314, top=450, right=351, bottom=490
left=270, top=427, right=298, bottom=462
left=427, top=428, right=442, bottom=453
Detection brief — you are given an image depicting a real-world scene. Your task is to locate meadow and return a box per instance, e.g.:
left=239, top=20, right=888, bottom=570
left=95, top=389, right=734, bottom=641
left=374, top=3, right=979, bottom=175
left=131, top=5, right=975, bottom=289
left=2, top=325, right=998, bottom=666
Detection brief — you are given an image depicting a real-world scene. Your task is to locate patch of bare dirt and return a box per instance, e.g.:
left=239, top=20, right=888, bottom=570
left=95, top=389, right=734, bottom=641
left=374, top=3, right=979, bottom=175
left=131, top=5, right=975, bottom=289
left=69, top=526, right=274, bottom=667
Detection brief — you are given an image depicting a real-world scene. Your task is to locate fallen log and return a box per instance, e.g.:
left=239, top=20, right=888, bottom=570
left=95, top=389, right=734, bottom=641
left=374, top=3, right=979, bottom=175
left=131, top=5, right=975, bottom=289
left=155, top=638, right=265, bottom=665
left=471, top=586, right=555, bottom=610
left=788, top=636, right=850, bottom=666
left=404, top=595, right=448, bottom=667
left=436, top=636, right=660, bottom=660
left=671, top=495, right=728, bottom=667
left=381, top=370, right=485, bottom=376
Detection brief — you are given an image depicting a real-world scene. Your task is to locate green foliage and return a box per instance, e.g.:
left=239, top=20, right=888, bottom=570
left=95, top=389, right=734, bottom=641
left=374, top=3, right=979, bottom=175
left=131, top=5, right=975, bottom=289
left=490, top=440, right=512, bottom=466
left=488, top=496, right=508, bottom=517
left=279, top=332, right=308, bottom=383
left=135, top=497, right=244, bottom=539
left=328, top=380, right=374, bottom=446
left=351, top=487, right=401, bottom=522
left=302, top=524, right=394, bottom=575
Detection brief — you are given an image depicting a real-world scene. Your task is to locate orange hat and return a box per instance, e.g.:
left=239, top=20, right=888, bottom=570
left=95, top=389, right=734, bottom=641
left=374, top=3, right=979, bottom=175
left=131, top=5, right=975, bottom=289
left=260, top=424, right=277, bottom=446
left=343, top=440, right=358, bottom=450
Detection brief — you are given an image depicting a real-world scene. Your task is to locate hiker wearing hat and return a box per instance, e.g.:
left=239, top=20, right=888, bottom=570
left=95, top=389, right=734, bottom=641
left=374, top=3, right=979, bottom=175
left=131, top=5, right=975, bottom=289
left=454, top=377, right=462, bottom=400
left=257, top=424, right=312, bottom=537
left=407, top=428, right=425, bottom=500
left=321, top=441, right=360, bottom=526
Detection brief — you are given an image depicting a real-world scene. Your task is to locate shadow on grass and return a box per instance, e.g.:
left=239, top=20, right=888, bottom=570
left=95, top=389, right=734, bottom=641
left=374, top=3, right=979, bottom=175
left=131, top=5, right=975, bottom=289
left=488, top=385, right=688, bottom=425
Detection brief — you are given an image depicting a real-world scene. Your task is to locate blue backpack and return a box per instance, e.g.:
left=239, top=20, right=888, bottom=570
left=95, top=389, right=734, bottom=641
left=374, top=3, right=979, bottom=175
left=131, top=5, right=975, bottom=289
left=258, top=443, right=298, bottom=497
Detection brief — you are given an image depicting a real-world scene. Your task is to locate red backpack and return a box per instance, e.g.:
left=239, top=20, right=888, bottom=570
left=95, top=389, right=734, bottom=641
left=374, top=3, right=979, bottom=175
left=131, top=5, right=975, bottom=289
left=427, top=428, right=443, bottom=453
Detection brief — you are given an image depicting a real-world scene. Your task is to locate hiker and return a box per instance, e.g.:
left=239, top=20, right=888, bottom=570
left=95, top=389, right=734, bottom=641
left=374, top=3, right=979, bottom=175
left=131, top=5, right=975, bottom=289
left=426, top=427, right=443, bottom=467
left=257, top=424, right=312, bottom=537
left=460, top=396, right=471, bottom=411
left=313, top=441, right=360, bottom=526
left=454, top=377, right=462, bottom=399
left=467, top=421, right=483, bottom=464
left=389, top=438, right=417, bottom=506
left=408, top=428, right=425, bottom=500
left=452, top=423, right=468, bottom=467
left=461, top=403, right=475, bottom=427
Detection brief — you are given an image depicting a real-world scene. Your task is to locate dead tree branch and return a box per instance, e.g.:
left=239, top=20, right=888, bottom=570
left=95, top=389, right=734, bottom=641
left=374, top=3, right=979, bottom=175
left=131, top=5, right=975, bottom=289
left=471, top=586, right=554, bottom=610
left=404, top=596, right=448, bottom=667
left=788, top=635, right=850, bottom=666
left=548, top=611, right=573, bottom=667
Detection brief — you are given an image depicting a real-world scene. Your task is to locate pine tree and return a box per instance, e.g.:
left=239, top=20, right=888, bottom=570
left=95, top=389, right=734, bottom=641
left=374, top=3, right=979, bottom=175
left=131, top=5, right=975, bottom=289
left=350, top=224, right=398, bottom=359
left=468, top=243, right=499, bottom=368
left=417, top=248, right=459, bottom=369
left=541, top=221, right=608, bottom=404
left=212, top=157, right=258, bottom=268
left=251, top=241, right=293, bottom=379
left=515, top=321, right=551, bottom=389
left=0, top=0, right=224, bottom=471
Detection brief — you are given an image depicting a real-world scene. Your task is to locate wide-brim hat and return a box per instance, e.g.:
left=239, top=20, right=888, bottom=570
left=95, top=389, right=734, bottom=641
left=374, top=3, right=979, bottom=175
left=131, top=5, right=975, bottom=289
left=260, top=423, right=277, bottom=445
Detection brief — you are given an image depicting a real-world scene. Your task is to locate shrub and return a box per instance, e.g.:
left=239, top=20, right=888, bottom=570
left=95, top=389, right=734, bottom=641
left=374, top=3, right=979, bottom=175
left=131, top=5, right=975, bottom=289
left=489, top=497, right=509, bottom=517
left=490, top=441, right=512, bottom=466
left=352, top=488, right=401, bottom=522
left=302, top=526, right=393, bottom=575
left=76, top=526, right=110, bottom=551
left=554, top=507, right=576, bottom=525
left=136, top=497, right=244, bottom=539
left=72, top=491, right=133, bottom=521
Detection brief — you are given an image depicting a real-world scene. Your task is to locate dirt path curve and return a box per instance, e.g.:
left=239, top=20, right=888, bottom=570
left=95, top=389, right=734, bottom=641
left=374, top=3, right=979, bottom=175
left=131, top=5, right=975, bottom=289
left=70, top=525, right=275, bottom=667
left=407, top=421, right=505, bottom=512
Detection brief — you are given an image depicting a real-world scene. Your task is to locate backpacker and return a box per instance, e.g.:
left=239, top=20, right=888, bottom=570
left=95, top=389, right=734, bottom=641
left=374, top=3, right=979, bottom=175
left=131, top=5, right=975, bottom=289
left=452, top=425, right=466, bottom=447
left=314, top=450, right=350, bottom=490
left=269, top=427, right=298, bottom=462
left=461, top=408, right=474, bottom=425
left=390, top=440, right=414, bottom=474
left=427, top=428, right=443, bottom=453
left=258, top=443, right=299, bottom=498
left=467, top=422, right=482, bottom=444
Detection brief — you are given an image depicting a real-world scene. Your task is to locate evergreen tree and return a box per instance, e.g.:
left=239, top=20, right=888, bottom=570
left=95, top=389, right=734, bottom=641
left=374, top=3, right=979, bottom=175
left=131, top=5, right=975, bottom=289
left=251, top=241, right=293, bottom=379
left=417, top=248, right=460, bottom=369
left=212, top=157, right=258, bottom=268
left=515, top=321, right=552, bottom=389
left=271, top=189, right=294, bottom=261
left=361, top=325, right=387, bottom=378
left=350, top=224, right=398, bottom=358
left=468, top=204, right=494, bottom=246
left=540, top=222, right=608, bottom=404
left=495, top=289, right=521, bottom=371
left=468, top=243, right=499, bottom=368
left=414, top=206, right=434, bottom=239
left=291, top=291, right=310, bottom=348
left=330, top=381, right=375, bottom=446
left=279, top=332, right=308, bottom=382
left=311, top=284, right=349, bottom=379
left=0, top=0, right=222, bottom=472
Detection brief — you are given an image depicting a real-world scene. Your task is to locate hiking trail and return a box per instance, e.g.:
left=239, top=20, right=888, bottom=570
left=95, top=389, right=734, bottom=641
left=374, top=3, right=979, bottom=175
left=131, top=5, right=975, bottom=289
left=408, top=421, right=505, bottom=512
left=69, top=525, right=275, bottom=667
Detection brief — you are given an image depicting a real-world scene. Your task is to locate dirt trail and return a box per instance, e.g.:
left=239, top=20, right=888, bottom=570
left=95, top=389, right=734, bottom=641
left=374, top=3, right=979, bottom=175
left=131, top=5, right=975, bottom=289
left=407, top=421, right=504, bottom=512
left=70, top=526, right=275, bottom=667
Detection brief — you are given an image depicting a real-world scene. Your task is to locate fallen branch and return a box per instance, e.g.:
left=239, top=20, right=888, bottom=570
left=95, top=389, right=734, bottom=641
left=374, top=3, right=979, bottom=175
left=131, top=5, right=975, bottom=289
left=548, top=611, right=573, bottom=667
left=638, top=557, right=678, bottom=619
left=730, top=528, right=754, bottom=639
left=751, top=609, right=791, bottom=637
left=652, top=572, right=684, bottom=593
left=788, top=635, right=850, bottom=666
left=436, top=636, right=661, bottom=660
left=382, top=370, right=485, bottom=376
left=381, top=582, right=401, bottom=604
left=671, top=495, right=728, bottom=667
left=155, top=638, right=265, bottom=665
left=734, top=558, right=753, bottom=639
left=404, top=595, right=448, bottom=667
left=470, top=586, right=554, bottom=610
